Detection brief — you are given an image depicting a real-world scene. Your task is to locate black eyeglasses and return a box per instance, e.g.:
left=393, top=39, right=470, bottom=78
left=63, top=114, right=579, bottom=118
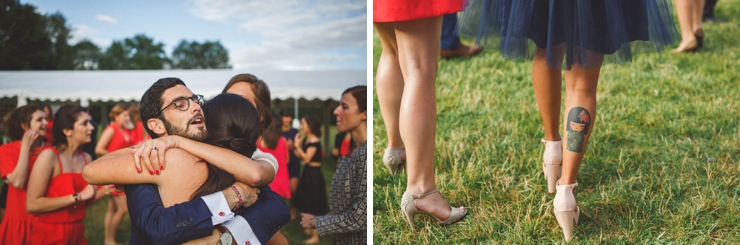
left=159, top=94, right=205, bottom=115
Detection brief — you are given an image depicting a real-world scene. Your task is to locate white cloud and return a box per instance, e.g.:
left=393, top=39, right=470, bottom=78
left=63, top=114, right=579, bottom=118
left=96, top=14, right=117, bottom=24
left=69, top=24, right=111, bottom=48
left=70, top=24, right=97, bottom=44
left=187, top=0, right=366, bottom=70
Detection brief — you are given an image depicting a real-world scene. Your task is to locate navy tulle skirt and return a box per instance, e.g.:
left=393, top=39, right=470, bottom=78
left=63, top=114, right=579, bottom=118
left=458, top=0, right=679, bottom=70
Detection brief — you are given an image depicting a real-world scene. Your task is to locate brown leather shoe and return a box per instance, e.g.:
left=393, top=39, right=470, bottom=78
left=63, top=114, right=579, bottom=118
left=440, top=44, right=484, bottom=59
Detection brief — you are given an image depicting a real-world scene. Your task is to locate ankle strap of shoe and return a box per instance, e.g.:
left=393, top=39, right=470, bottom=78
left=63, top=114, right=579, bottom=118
left=541, top=138, right=563, bottom=144
left=409, top=189, right=439, bottom=199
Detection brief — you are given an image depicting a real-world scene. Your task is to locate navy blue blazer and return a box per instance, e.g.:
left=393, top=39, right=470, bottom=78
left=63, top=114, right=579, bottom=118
left=125, top=184, right=290, bottom=245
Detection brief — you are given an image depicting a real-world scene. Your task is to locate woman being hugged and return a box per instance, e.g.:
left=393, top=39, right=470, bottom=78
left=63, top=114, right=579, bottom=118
left=26, top=104, right=112, bottom=244
left=300, top=85, right=368, bottom=244
left=292, top=115, right=327, bottom=244
left=0, top=104, right=48, bottom=244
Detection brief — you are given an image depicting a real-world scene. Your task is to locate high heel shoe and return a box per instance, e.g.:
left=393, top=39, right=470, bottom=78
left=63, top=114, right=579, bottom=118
left=542, top=139, right=562, bottom=194
left=401, top=189, right=467, bottom=230
left=554, top=181, right=580, bottom=242
left=383, top=148, right=406, bottom=174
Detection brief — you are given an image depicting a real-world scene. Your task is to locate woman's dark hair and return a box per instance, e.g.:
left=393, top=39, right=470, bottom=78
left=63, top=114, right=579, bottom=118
left=52, top=104, right=85, bottom=149
left=42, top=103, right=53, bottom=119
left=190, top=93, right=262, bottom=199
left=261, top=113, right=282, bottom=149
left=278, top=108, right=293, bottom=118
left=302, top=115, right=322, bottom=138
left=3, top=104, right=44, bottom=141
left=223, top=74, right=272, bottom=134
left=140, top=78, right=186, bottom=138
left=342, top=85, right=367, bottom=113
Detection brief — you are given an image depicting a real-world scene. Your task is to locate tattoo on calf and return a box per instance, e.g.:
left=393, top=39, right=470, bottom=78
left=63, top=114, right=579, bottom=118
left=566, top=107, right=591, bottom=153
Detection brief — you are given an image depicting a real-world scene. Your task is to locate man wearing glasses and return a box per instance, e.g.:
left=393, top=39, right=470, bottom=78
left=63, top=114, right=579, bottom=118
left=85, top=78, right=288, bottom=245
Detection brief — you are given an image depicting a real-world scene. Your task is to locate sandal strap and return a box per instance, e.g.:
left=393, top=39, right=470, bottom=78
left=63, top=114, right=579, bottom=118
left=441, top=206, right=467, bottom=225
left=409, top=189, right=439, bottom=199
left=541, top=138, right=563, bottom=145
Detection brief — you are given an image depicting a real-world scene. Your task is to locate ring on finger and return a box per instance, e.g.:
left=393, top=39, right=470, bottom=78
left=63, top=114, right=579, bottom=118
left=153, top=146, right=158, bottom=151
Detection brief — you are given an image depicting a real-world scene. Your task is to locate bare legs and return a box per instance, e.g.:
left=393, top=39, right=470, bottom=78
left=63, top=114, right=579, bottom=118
left=533, top=47, right=564, bottom=142
left=375, top=16, right=462, bottom=221
left=534, top=47, right=602, bottom=241
left=560, top=59, right=601, bottom=184
left=104, top=195, right=128, bottom=245
left=532, top=47, right=602, bottom=185
left=674, top=0, right=706, bottom=52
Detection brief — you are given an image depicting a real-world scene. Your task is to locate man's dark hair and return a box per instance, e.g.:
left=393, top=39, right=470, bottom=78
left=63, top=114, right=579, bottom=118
left=140, top=78, right=186, bottom=138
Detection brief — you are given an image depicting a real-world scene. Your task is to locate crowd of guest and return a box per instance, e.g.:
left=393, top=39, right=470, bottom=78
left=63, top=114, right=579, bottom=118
left=0, top=77, right=367, bottom=244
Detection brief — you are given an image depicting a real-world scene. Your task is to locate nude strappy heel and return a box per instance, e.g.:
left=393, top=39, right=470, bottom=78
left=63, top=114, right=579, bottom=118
left=400, top=189, right=467, bottom=230
left=383, top=148, right=406, bottom=174
left=542, top=139, right=562, bottom=194
left=554, top=181, right=579, bottom=242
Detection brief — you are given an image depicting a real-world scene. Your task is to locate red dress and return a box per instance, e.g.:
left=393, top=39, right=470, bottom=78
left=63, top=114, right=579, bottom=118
left=29, top=148, right=90, bottom=245
left=45, top=120, right=54, bottom=143
left=258, top=138, right=291, bottom=198
left=126, top=121, right=144, bottom=145
left=0, top=141, right=46, bottom=244
left=374, top=0, right=464, bottom=22
left=104, top=123, right=135, bottom=196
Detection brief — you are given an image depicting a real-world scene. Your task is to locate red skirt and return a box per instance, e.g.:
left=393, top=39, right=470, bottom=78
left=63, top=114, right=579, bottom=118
left=374, top=0, right=465, bottom=22
left=28, top=220, right=87, bottom=245
left=0, top=217, right=36, bottom=244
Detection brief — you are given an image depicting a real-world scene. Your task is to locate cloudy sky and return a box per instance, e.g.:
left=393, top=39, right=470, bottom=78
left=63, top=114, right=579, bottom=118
left=23, top=0, right=368, bottom=71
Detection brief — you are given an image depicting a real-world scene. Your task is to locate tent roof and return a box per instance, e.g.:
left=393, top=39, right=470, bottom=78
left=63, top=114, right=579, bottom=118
left=0, top=69, right=366, bottom=106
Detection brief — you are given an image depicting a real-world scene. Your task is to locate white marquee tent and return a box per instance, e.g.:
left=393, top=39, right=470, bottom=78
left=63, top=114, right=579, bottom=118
left=0, top=69, right=366, bottom=106
left=0, top=69, right=366, bottom=149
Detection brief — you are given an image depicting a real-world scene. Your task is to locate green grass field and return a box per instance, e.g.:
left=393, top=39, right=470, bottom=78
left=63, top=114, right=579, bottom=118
left=372, top=3, right=740, bottom=244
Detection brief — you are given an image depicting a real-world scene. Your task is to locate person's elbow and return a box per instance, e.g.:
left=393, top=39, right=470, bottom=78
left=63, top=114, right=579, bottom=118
left=82, top=165, right=103, bottom=185
left=26, top=199, right=42, bottom=214
left=6, top=174, right=26, bottom=189
left=95, top=148, right=106, bottom=156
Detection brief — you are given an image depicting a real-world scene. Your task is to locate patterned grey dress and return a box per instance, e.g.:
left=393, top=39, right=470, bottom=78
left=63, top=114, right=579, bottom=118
left=315, top=143, right=367, bottom=244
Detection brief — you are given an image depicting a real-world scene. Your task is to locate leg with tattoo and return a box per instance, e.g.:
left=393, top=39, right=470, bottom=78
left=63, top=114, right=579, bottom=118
left=566, top=107, right=591, bottom=153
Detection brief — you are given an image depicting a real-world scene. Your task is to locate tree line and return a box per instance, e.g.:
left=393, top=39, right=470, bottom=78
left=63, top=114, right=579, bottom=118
left=0, top=0, right=231, bottom=70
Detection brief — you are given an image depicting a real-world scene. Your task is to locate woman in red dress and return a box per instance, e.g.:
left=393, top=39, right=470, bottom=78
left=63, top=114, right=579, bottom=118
left=94, top=104, right=133, bottom=245
left=374, top=0, right=468, bottom=230
left=0, top=104, right=48, bottom=244
left=26, top=104, right=112, bottom=244
left=258, top=114, right=291, bottom=199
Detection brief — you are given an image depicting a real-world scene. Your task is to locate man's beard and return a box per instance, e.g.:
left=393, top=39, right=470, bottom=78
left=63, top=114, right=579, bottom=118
left=162, top=113, right=207, bottom=141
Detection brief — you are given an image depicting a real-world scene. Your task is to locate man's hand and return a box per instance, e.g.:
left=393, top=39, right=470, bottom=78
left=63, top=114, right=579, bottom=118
left=131, top=136, right=179, bottom=175
left=222, top=182, right=260, bottom=211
